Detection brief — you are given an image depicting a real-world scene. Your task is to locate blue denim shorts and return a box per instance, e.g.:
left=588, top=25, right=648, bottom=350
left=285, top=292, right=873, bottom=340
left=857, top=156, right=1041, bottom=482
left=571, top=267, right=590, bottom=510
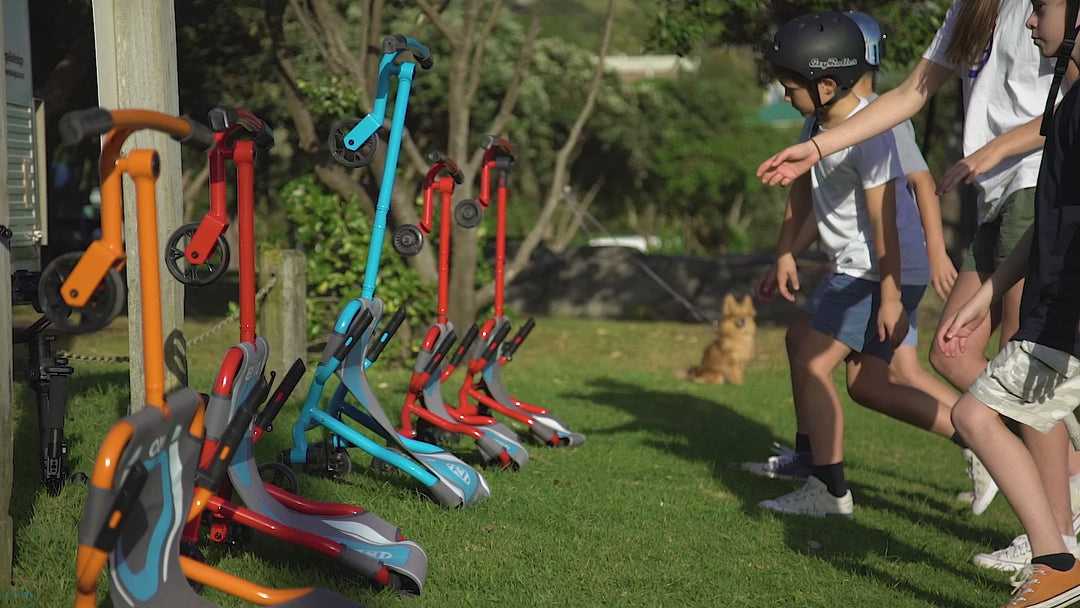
left=805, top=272, right=926, bottom=362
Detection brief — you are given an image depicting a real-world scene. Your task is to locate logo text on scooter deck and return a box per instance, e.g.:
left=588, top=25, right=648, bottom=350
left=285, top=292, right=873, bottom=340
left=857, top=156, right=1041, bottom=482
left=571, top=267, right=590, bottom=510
left=446, top=462, right=471, bottom=484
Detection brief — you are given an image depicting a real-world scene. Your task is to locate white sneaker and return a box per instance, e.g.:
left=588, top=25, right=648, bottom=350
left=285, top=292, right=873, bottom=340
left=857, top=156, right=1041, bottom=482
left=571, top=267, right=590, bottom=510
left=964, top=448, right=999, bottom=516
left=972, top=514, right=1080, bottom=572
left=741, top=443, right=812, bottom=481
left=758, top=476, right=853, bottom=518
left=1071, top=473, right=1080, bottom=517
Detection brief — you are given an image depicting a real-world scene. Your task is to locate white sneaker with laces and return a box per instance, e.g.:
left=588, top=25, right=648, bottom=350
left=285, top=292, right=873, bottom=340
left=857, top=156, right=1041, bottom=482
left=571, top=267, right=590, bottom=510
left=964, top=448, right=999, bottom=516
left=741, top=443, right=812, bottom=481
left=758, top=476, right=853, bottom=518
left=972, top=514, right=1080, bottom=572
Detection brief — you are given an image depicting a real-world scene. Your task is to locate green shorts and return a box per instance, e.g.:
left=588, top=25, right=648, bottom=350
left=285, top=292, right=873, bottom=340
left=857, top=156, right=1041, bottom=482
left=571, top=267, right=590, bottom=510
left=961, top=188, right=1036, bottom=274
left=970, top=340, right=1080, bottom=434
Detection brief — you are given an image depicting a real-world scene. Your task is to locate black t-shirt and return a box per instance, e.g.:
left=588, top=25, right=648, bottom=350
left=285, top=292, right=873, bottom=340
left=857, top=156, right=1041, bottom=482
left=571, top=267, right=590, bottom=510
left=1013, top=83, right=1080, bottom=356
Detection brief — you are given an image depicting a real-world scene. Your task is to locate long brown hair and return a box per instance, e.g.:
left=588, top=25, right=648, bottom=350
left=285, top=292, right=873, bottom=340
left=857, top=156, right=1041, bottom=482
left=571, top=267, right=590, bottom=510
left=944, top=0, right=1000, bottom=67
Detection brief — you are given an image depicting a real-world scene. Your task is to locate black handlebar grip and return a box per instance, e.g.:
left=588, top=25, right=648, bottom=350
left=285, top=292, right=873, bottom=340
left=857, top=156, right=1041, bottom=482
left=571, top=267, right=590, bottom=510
left=502, top=317, right=536, bottom=359
left=334, top=308, right=375, bottom=361
left=416, top=53, right=434, bottom=70
left=179, top=118, right=215, bottom=152
left=367, top=304, right=408, bottom=363
left=58, top=108, right=115, bottom=146
left=482, top=323, right=512, bottom=364
left=253, top=124, right=275, bottom=150
left=427, top=150, right=445, bottom=164
left=253, top=358, right=306, bottom=431
left=196, top=375, right=272, bottom=491
left=423, top=329, right=458, bottom=376
left=92, top=461, right=149, bottom=551
left=207, top=107, right=239, bottom=132
left=448, top=324, right=480, bottom=367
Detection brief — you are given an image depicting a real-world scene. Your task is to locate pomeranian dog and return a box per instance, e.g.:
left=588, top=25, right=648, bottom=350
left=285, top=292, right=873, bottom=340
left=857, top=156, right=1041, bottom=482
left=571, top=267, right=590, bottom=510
left=684, top=294, right=757, bottom=385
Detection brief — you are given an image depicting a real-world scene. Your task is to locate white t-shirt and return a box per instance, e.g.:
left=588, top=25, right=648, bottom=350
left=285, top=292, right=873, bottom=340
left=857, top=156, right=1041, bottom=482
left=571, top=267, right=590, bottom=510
left=923, top=0, right=1059, bottom=223
left=809, top=97, right=931, bottom=286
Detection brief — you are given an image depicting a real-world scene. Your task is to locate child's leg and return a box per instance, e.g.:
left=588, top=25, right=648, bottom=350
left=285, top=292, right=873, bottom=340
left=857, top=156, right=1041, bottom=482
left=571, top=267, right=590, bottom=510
left=845, top=351, right=955, bottom=437
left=887, top=344, right=959, bottom=408
left=928, top=270, right=999, bottom=389
left=953, top=393, right=1069, bottom=558
left=785, top=313, right=813, bottom=437
left=788, top=327, right=852, bottom=466
left=1021, top=421, right=1075, bottom=539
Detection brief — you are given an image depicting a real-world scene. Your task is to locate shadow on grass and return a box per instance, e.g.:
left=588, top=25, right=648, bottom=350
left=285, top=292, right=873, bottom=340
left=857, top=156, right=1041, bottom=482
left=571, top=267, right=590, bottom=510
left=572, top=376, right=993, bottom=608
left=183, top=270, right=241, bottom=320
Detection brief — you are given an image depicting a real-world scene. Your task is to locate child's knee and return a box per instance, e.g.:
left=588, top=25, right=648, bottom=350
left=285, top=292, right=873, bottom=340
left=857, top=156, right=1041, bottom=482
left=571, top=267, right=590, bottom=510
left=950, top=396, right=993, bottom=437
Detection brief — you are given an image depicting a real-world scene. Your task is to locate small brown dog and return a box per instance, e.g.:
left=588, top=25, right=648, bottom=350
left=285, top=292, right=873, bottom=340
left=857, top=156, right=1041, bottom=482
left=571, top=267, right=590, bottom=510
left=684, top=294, right=757, bottom=385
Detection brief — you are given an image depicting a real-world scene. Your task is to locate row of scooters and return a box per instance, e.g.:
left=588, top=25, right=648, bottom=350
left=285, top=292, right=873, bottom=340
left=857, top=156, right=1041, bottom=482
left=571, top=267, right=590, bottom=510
left=42, top=35, right=584, bottom=607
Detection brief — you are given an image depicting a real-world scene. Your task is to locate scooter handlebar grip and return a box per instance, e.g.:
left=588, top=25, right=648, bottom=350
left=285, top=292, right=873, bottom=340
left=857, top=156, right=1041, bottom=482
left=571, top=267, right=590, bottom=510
left=481, top=134, right=514, bottom=156
left=367, top=304, right=408, bottom=362
left=448, top=324, right=480, bottom=367
left=58, top=108, right=115, bottom=146
left=92, top=461, right=149, bottom=551
left=179, top=118, right=216, bottom=152
left=253, top=358, right=306, bottom=431
left=208, top=107, right=275, bottom=149
left=196, top=376, right=272, bottom=490
left=482, top=323, right=512, bottom=364
left=207, top=107, right=238, bottom=132
left=502, top=317, right=535, bottom=359
left=423, top=329, right=458, bottom=376
left=382, top=34, right=433, bottom=69
left=335, top=308, right=375, bottom=361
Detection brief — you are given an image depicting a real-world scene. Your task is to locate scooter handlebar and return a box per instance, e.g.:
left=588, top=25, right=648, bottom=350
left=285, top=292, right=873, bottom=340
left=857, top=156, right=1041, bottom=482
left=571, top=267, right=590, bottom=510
left=423, top=328, right=458, bottom=376
left=207, top=107, right=276, bottom=150
left=367, top=304, right=408, bottom=363
left=482, top=322, right=512, bottom=364
left=501, top=317, right=535, bottom=360
left=448, top=324, right=480, bottom=368
left=91, top=461, right=149, bottom=552
left=426, top=151, right=464, bottom=184
left=253, top=358, right=306, bottom=432
left=480, top=134, right=515, bottom=157
left=195, top=375, right=273, bottom=492
left=334, top=308, right=375, bottom=361
left=383, top=34, right=433, bottom=69
left=59, top=107, right=216, bottom=151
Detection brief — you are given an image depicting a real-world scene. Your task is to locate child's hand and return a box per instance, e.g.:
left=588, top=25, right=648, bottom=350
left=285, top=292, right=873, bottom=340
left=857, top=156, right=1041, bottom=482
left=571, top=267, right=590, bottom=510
left=755, top=263, right=778, bottom=303
left=928, top=248, right=958, bottom=300
left=877, top=299, right=909, bottom=350
left=775, top=255, right=800, bottom=302
left=935, top=289, right=993, bottom=357
left=757, top=141, right=818, bottom=187
left=936, top=143, right=1005, bottom=195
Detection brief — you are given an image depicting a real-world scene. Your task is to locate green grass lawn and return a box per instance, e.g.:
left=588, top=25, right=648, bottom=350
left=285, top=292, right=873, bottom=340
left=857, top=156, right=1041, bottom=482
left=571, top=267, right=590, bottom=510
left=6, top=301, right=1029, bottom=607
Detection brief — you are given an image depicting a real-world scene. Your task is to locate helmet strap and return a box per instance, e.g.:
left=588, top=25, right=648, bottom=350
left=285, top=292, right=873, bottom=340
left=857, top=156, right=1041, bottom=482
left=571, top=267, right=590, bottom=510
left=1042, top=0, right=1080, bottom=136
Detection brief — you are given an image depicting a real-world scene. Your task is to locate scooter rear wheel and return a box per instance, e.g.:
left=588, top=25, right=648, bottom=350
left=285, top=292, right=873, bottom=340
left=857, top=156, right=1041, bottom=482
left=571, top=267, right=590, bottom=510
left=454, top=199, right=484, bottom=228
left=165, top=222, right=231, bottom=286
left=328, top=117, right=378, bottom=168
left=38, top=252, right=125, bottom=334
left=258, top=461, right=300, bottom=494
left=391, top=224, right=425, bottom=256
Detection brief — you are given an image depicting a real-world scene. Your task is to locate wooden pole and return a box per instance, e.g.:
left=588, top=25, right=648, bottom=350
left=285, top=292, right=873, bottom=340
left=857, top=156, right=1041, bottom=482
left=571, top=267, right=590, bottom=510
left=91, top=0, right=187, bottom=409
left=258, top=249, right=307, bottom=381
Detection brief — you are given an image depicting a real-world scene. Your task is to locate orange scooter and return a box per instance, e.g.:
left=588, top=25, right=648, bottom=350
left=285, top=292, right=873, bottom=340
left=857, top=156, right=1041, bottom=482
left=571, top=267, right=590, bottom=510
left=57, top=107, right=364, bottom=607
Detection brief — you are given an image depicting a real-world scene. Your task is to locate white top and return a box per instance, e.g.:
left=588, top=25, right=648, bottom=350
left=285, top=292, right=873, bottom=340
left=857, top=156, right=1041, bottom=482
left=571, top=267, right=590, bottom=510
left=923, top=0, right=1058, bottom=223
left=810, top=97, right=931, bottom=285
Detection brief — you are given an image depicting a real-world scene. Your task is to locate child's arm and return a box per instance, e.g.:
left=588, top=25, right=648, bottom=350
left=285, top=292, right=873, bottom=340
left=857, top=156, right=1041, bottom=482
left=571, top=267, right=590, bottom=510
left=772, top=174, right=815, bottom=302
left=936, top=62, right=1080, bottom=195
left=908, top=170, right=957, bottom=300
left=936, top=225, right=1034, bottom=356
left=757, top=176, right=819, bottom=303
left=864, top=179, right=908, bottom=348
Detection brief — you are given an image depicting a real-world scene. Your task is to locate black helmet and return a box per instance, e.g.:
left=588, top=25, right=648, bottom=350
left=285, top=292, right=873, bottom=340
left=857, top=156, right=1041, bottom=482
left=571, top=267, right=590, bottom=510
left=765, top=11, right=870, bottom=109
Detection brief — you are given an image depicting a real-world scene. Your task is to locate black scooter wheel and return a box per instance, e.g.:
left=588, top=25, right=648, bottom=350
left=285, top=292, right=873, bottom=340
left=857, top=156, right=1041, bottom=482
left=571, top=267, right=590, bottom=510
left=38, top=252, right=125, bottom=334
left=392, top=224, right=425, bottom=256
left=165, top=222, right=231, bottom=286
left=454, top=199, right=484, bottom=228
left=327, top=117, right=378, bottom=168
left=258, top=461, right=300, bottom=495
left=327, top=448, right=353, bottom=480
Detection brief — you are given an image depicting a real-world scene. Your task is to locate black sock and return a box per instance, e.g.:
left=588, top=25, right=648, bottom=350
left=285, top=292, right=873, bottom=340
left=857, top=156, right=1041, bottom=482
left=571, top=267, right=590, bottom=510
left=1033, top=553, right=1076, bottom=572
left=795, top=433, right=812, bottom=455
left=813, top=462, right=848, bottom=498
left=950, top=432, right=967, bottom=450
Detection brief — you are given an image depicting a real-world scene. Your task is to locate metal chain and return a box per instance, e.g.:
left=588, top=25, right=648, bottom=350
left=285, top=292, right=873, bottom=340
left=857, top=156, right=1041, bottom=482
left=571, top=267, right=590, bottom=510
left=57, top=275, right=279, bottom=364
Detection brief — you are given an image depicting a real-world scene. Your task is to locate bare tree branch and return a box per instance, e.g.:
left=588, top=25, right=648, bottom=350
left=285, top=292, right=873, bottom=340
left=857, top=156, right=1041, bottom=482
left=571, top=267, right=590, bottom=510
left=465, top=0, right=504, bottom=108
left=414, top=0, right=459, bottom=45
left=553, top=177, right=605, bottom=252
left=500, top=0, right=615, bottom=287
left=182, top=161, right=211, bottom=222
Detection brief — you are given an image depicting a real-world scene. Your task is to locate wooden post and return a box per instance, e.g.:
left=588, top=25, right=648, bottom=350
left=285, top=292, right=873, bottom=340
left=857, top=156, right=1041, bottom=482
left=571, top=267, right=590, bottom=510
left=259, top=249, right=307, bottom=380
left=0, top=0, right=14, bottom=586
left=92, top=0, right=187, bottom=408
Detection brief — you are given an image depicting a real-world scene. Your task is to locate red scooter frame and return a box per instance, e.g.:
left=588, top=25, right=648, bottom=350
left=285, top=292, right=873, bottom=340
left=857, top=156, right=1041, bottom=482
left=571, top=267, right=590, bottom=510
left=392, top=152, right=528, bottom=469
left=451, top=136, right=585, bottom=447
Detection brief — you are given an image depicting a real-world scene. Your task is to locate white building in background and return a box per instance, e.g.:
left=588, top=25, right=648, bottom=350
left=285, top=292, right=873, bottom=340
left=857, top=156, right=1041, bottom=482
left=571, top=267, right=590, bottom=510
left=605, top=54, right=701, bottom=83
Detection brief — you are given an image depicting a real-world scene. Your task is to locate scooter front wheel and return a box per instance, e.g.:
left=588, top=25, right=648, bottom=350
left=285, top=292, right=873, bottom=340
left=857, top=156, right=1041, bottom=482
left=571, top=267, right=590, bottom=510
left=38, top=252, right=126, bottom=334
left=258, top=461, right=300, bottom=494
left=165, top=222, right=231, bottom=286
left=391, top=224, right=425, bottom=256
left=328, top=117, right=378, bottom=168
left=454, top=199, right=484, bottom=228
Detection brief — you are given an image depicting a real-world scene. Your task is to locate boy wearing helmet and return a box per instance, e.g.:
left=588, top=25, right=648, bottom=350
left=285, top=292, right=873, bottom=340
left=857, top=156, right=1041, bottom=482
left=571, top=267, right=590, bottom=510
left=755, top=11, right=930, bottom=517
left=747, top=10, right=987, bottom=511
left=937, top=1, right=1080, bottom=604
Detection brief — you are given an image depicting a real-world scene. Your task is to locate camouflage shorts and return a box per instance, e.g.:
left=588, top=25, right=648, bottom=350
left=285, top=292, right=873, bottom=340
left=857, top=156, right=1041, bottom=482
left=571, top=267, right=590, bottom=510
left=970, top=340, right=1080, bottom=437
